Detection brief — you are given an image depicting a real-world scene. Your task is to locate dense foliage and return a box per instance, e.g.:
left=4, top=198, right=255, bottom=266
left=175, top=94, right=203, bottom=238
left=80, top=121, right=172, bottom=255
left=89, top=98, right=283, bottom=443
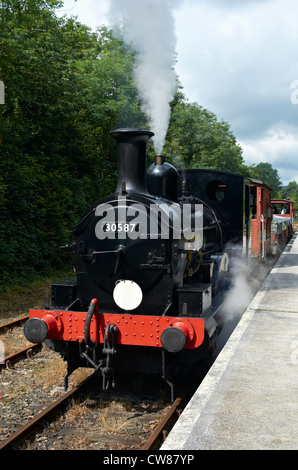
left=0, top=0, right=290, bottom=287
left=281, top=181, right=298, bottom=213
left=248, top=162, right=283, bottom=199
left=0, top=0, right=146, bottom=284
left=164, top=97, right=245, bottom=173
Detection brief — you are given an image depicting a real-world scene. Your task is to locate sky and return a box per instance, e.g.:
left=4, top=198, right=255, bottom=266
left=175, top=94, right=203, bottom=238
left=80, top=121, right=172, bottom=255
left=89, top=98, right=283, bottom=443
left=56, top=0, right=298, bottom=185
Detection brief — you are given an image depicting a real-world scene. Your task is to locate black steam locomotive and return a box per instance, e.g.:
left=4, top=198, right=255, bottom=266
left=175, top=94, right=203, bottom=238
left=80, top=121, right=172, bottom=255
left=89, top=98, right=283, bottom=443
left=24, top=128, right=250, bottom=398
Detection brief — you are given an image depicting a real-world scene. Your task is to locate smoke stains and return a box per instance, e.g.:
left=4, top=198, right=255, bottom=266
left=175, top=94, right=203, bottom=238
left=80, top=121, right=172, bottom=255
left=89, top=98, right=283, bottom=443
left=108, top=0, right=183, bottom=154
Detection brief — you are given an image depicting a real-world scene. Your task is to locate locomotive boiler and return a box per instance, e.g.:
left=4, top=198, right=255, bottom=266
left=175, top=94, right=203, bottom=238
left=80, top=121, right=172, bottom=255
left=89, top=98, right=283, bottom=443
left=24, top=128, right=240, bottom=398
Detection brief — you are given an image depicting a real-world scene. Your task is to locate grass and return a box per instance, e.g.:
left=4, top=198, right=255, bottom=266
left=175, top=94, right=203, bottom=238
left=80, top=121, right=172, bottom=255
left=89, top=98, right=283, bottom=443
left=0, top=270, right=73, bottom=319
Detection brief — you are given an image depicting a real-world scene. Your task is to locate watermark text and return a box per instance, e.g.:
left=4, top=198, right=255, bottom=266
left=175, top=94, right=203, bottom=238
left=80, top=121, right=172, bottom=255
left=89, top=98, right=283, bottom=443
left=0, top=340, right=4, bottom=364
left=95, top=197, right=204, bottom=251
left=290, top=80, right=298, bottom=104
left=290, top=340, right=298, bottom=365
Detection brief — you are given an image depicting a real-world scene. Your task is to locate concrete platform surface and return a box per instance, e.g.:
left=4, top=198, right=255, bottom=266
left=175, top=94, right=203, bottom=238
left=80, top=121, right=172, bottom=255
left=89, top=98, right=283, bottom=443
left=161, top=233, right=298, bottom=450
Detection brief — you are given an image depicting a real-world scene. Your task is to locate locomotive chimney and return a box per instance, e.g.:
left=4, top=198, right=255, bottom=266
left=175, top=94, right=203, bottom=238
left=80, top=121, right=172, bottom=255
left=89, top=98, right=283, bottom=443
left=110, top=128, right=154, bottom=195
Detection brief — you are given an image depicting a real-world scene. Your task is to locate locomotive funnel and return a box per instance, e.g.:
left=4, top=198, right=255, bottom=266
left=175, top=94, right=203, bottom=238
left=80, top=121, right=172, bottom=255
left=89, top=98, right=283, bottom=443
left=110, top=128, right=154, bottom=195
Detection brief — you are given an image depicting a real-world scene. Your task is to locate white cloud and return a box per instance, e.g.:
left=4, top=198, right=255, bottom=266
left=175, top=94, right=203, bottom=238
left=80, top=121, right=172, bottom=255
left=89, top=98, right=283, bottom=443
left=240, top=123, right=298, bottom=184
left=173, top=0, right=298, bottom=183
left=57, top=0, right=298, bottom=184
left=174, top=0, right=298, bottom=122
left=57, top=0, right=110, bottom=28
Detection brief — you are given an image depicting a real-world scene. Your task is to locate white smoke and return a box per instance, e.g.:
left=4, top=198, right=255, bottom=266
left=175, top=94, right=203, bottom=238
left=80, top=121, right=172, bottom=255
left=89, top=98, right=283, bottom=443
left=222, top=255, right=255, bottom=322
left=108, top=0, right=183, bottom=154
left=220, top=250, right=274, bottom=332
left=213, top=252, right=265, bottom=359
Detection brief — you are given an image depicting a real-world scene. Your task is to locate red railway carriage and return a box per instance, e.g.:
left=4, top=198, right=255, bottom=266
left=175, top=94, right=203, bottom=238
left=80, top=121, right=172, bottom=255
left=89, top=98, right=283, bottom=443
left=271, top=215, right=289, bottom=253
left=250, top=179, right=272, bottom=258
left=271, top=199, right=294, bottom=218
left=271, top=199, right=295, bottom=239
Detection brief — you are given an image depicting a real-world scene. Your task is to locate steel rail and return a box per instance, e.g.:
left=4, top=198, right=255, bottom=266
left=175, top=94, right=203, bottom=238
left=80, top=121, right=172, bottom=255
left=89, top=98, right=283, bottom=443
left=142, top=387, right=195, bottom=450
left=0, top=316, right=29, bottom=333
left=0, top=344, right=42, bottom=371
left=0, top=373, right=96, bottom=450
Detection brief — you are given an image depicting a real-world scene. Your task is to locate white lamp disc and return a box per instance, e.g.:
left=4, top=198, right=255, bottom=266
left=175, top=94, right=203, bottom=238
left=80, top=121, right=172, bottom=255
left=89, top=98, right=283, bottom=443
left=113, top=280, right=143, bottom=311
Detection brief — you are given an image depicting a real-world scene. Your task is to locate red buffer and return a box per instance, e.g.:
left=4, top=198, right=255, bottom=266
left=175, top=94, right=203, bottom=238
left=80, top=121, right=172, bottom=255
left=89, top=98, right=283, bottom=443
left=25, top=300, right=205, bottom=353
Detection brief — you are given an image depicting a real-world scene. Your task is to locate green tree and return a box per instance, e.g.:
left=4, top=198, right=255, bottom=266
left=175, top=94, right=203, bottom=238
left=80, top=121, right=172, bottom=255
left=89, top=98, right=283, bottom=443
left=164, top=97, right=245, bottom=174
left=2, top=0, right=277, bottom=287
left=0, top=0, right=99, bottom=283
left=249, top=162, right=282, bottom=198
left=0, top=1, right=143, bottom=285
left=281, top=181, right=298, bottom=213
left=74, top=27, right=147, bottom=196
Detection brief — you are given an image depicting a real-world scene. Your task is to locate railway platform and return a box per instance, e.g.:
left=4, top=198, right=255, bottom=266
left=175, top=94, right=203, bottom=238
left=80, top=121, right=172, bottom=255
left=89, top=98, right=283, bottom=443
left=161, top=232, right=298, bottom=450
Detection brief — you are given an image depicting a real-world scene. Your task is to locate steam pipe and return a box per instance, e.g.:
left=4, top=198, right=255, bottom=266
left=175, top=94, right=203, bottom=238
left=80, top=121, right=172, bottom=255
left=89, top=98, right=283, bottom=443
left=84, top=298, right=98, bottom=349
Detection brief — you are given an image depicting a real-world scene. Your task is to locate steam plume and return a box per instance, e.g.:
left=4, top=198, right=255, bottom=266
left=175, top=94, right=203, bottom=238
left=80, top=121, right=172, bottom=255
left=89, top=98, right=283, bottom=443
left=221, top=251, right=273, bottom=326
left=108, top=0, right=182, bottom=154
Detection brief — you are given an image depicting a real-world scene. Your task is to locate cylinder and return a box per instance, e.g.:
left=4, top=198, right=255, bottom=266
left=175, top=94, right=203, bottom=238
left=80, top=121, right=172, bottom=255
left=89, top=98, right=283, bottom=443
left=110, top=128, right=154, bottom=195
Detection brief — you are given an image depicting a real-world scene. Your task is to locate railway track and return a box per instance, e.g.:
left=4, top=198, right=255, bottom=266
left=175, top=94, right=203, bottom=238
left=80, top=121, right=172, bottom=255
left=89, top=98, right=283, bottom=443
left=0, top=373, right=97, bottom=450
left=0, top=251, right=274, bottom=451
left=0, top=374, right=195, bottom=451
left=142, top=388, right=195, bottom=450
left=1, top=315, right=193, bottom=450
left=1, top=343, right=41, bottom=371
left=0, top=316, right=29, bottom=332
left=0, top=316, right=41, bottom=370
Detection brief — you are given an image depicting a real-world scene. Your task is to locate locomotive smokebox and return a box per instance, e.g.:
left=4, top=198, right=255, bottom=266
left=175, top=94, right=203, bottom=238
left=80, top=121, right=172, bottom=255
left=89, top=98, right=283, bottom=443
left=111, top=128, right=154, bottom=195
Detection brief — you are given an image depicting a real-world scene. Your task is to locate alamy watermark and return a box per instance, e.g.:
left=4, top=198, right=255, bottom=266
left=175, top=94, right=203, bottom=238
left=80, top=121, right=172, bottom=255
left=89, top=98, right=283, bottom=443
left=94, top=197, right=204, bottom=250
left=0, top=81, right=4, bottom=105
left=290, top=80, right=298, bottom=104
left=290, top=340, right=298, bottom=365
left=0, top=340, right=4, bottom=364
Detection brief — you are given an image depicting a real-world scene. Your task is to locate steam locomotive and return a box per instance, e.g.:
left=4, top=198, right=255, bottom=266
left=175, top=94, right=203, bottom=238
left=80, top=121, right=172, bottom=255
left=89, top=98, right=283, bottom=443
left=24, top=128, right=253, bottom=398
